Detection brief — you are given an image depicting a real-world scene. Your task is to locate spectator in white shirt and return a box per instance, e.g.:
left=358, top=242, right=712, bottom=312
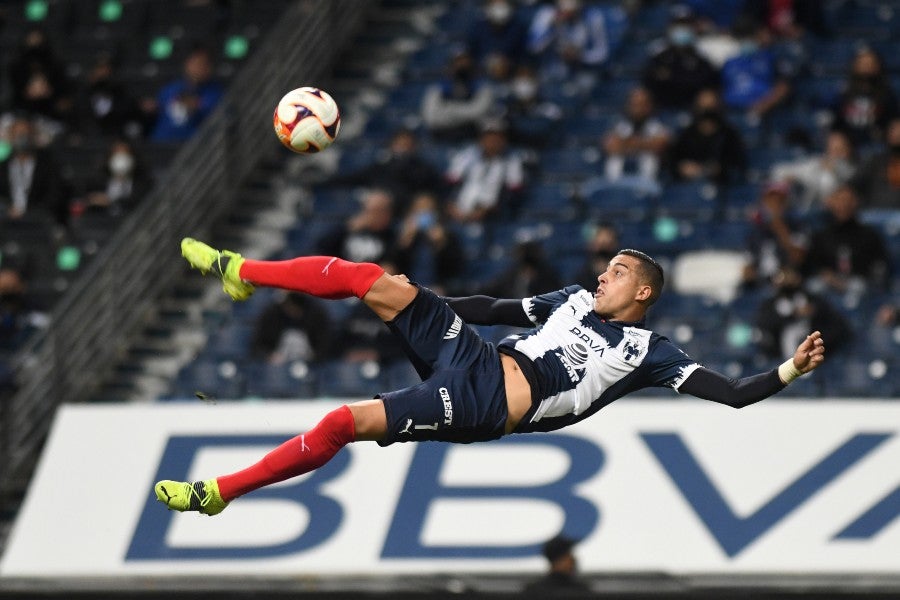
left=446, top=118, right=525, bottom=223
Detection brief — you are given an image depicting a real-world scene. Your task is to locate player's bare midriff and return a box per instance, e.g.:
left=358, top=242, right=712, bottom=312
left=501, top=354, right=532, bottom=433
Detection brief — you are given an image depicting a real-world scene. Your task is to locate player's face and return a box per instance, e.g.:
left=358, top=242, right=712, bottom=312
left=593, top=254, right=650, bottom=319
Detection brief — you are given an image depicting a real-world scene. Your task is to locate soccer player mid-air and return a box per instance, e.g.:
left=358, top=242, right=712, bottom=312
left=155, top=238, right=825, bottom=515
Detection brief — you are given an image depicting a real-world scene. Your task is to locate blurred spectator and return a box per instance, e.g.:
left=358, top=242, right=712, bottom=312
left=74, top=54, right=145, bottom=139
left=149, top=46, right=224, bottom=142
left=250, top=292, right=333, bottom=364
left=741, top=0, right=827, bottom=40
left=8, top=27, right=73, bottom=127
left=527, top=0, right=624, bottom=83
left=641, top=5, right=720, bottom=109
left=832, top=46, right=898, bottom=146
left=668, top=88, right=746, bottom=184
left=480, top=239, right=562, bottom=298
left=802, top=185, right=891, bottom=295
left=337, top=261, right=407, bottom=367
left=523, top=535, right=589, bottom=595
left=755, top=266, right=852, bottom=360
left=501, top=64, right=563, bottom=148
left=740, top=181, right=807, bottom=290
left=445, top=118, right=525, bottom=223
left=466, top=0, right=529, bottom=77
left=79, top=138, right=153, bottom=216
left=875, top=302, right=900, bottom=327
left=332, top=128, right=442, bottom=215
left=719, top=16, right=791, bottom=119
left=573, top=221, right=619, bottom=291
left=393, top=192, right=464, bottom=291
left=421, top=49, right=495, bottom=142
left=0, top=115, right=68, bottom=225
left=851, top=117, right=900, bottom=209
left=316, top=189, right=396, bottom=264
left=602, top=86, right=670, bottom=186
left=771, top=129, right=856, bottom=211
left=0, top=266, right=29, bottom=351
left=683, top=0, right=745, bottom=31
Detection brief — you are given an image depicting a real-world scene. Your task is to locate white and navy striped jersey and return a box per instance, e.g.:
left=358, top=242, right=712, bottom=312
left=497, top=285, right=701, bottom=433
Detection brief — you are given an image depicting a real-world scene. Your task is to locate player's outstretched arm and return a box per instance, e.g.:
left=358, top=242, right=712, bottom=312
left=679, top=331, right=825, bottom=409
left=442, top=295, right=533, bottom=328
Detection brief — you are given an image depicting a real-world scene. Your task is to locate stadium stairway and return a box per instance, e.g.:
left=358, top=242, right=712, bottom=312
left=87, top=1, right=446, bottom=404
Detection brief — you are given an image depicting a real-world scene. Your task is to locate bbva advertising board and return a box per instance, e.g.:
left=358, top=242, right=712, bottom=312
left=2, top=400, right=899, bottom=577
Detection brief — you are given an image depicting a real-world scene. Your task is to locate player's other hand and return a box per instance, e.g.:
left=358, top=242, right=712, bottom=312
left=793, top=331, right=825, bottom=374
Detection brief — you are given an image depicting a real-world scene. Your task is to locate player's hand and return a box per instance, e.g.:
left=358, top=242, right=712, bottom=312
left=792, top=331, right=825, bottom=374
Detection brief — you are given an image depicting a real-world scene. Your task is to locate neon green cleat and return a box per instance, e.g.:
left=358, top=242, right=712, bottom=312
left=155, top=478, right=229, bottom=516
left=180, top=237, right=254, bottom=301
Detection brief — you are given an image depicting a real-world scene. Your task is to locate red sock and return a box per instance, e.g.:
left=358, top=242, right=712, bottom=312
left=216, top=405, right=356, bottom=502
left=239, top=256, right=384, bottom=299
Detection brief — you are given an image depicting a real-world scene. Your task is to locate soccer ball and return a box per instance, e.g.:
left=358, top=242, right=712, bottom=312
left=273, top=87, right=341, bottom=153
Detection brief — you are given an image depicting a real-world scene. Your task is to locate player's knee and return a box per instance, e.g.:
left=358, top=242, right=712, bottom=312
left=362, top=274, right=418, bottom=321
left=347, top=399, right=388, bottom=442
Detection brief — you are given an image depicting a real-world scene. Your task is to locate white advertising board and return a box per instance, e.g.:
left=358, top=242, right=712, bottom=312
left=2, top=400, right=899, bottom=577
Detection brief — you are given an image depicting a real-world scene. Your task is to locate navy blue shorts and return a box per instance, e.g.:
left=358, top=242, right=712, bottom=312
left=377, top=287, right=508, bottom=446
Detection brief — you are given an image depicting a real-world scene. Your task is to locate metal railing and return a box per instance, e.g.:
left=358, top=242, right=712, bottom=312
left=0, top=0, right=372, bottom=494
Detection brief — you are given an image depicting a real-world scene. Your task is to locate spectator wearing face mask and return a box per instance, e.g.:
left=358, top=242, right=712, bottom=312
left=802, top=185, right=891, bottom=296
left=852, top=117, right=900, bottom=209
left=148, top=46, right=224, bottom=142
left=81, top=139, right=153, bottom=215
left=393, top=192, right=464, bottom=292
left=755, top=266, right=852, bottom=361
left=832, top=46, right=898, bottom=146
left=720, top=16, right=791, bottom=119
left=501, top=64, right=563, bottom=148
left=527, top=0, right=627, bottom=83
left=602, top=85, right=670, bottom=186
left=8, top=27, right=73, bottom=126
left=421, top=49, right=496, bottom=142
left=0, top=115, right=68, bottom=225
left=445, top=118, right=525, bottom=223
left=642, top=5, right=720, bottom=109
left=467, top=0, right=529, bottom=77
left=668, top=88, right=747, bottom=184
left=770, top=129, right=857, bottom=211
left=74, top=54, right=145, bottom=139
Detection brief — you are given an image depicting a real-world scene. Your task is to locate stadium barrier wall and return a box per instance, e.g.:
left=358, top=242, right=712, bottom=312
left=3, top=399, right=900, bottom=583
left=0, top=0, right=373, bottom=496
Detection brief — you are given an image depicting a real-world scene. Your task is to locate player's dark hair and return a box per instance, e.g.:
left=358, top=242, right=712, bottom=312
left=618, top=248, right=664, bottom=306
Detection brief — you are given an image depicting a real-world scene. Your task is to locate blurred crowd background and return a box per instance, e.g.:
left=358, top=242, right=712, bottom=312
left=2, top=0, right=900, bottom=406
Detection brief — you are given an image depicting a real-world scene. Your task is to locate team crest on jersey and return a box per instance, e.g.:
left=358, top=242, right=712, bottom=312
left=621, top=328, right=650, bottom=363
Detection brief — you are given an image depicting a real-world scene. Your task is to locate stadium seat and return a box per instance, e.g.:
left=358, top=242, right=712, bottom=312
left=205, top=322, right=254, bottom=360
left=671, top=249, right=745, bottom=304
left=656, top=181, right=721, bottom=221
left=243, top=360, right=319, bottom=399
left=170, top=357, right=246, bottom=400
left=583, top=182, right=655, bottom=221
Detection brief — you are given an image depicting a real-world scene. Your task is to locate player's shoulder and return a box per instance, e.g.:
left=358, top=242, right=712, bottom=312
left=640, top=325, right=695, bottom=364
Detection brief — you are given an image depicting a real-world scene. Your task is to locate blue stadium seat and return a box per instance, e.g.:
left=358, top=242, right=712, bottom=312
left=243, top=361, right=319, bottom=399
left=317, top=360, right=383, bottom=398
left=655, top=181, right=721, bottom=221
left=170, top=358, right=246, bottom=400
left=205, top=322, right=254, bottom=360
left=584, top=183, right=655, bottom=221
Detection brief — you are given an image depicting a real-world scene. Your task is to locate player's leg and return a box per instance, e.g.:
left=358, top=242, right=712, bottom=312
left=180, top=237, right=416, bottom=320
left=155, top=400, right=387, bottom=515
